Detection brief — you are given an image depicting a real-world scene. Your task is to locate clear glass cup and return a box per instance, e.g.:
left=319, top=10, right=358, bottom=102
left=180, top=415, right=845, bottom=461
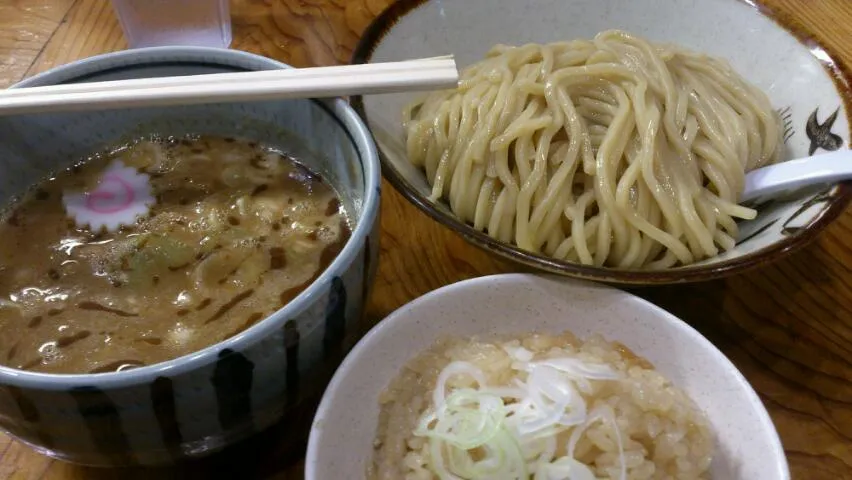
left=111, top=0, right=232, bottom=49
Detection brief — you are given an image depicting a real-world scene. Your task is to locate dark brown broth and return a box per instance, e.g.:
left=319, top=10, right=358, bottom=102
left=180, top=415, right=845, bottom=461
left=0, top=135, right=350, bottom=374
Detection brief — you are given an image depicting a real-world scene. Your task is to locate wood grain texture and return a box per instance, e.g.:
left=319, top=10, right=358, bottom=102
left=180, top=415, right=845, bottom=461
left=0, top=0, right=76, bottom=88
left=0, top=0, right=850, bottom=478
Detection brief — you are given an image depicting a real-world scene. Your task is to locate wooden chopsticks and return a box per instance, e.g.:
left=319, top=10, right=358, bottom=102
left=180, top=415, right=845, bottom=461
left=0, top=56, right=459, bottom=116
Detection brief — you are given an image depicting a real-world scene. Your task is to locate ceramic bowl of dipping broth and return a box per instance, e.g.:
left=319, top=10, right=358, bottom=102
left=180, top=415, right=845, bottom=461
left=0, top=47, right=380, bottom=466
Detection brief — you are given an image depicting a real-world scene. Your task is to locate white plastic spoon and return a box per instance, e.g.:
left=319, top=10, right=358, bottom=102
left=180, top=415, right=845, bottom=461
left=741, top=148, right=852, bottom=203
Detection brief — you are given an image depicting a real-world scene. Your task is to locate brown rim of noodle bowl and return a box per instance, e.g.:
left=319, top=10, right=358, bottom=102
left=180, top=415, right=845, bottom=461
left=350, top=0, right=852, bottom=285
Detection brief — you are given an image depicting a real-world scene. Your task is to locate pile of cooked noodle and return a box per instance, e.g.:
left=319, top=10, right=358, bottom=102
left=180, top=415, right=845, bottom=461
left=404, top=30, right=781, bottom=269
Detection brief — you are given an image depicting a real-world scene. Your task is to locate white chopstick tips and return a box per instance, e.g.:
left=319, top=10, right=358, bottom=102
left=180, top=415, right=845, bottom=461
left=0, top=56, right=459, bottom=116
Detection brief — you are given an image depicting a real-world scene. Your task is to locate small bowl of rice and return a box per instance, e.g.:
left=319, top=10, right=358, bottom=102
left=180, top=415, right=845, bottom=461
left=305, top=274, right=789, bottom=480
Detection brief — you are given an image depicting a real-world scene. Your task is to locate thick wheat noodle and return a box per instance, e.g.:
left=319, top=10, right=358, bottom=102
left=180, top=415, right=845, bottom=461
left=404, top=30, right=781, bottom=269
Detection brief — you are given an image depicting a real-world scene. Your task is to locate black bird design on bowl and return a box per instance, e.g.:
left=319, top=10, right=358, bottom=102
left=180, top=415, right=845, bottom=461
left=806, top=106, right=843, bottom=155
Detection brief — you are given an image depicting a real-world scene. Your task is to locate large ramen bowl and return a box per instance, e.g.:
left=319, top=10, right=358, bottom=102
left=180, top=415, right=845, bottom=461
left=306, top=274, right=789, bottom=479
left=352, top=0, right=852, bottom=284
left=0, top=48, right=380, bottom=465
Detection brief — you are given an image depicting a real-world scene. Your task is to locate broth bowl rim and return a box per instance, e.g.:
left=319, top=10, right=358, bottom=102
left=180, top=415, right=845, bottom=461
left=0, top=46, right=381, bottom=389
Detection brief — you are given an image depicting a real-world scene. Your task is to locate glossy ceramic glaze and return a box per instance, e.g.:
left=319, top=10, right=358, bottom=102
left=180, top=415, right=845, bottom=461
left=0, top=47, right=381, bottom=466
left=306, top=273, right=789, bottom=479
left=352, top=0, right=852, bottom=284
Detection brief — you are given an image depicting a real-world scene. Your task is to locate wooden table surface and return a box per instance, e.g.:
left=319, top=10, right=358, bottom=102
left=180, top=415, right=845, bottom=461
left=0, top=0, right=851, bottom=479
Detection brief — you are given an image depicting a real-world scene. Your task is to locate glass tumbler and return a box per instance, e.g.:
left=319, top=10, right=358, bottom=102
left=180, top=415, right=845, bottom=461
left=111, top=0, right=232, bottom=49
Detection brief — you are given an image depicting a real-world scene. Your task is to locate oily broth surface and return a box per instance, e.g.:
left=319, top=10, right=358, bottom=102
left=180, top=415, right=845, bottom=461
left=0, top=135, right=350, bottom=374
